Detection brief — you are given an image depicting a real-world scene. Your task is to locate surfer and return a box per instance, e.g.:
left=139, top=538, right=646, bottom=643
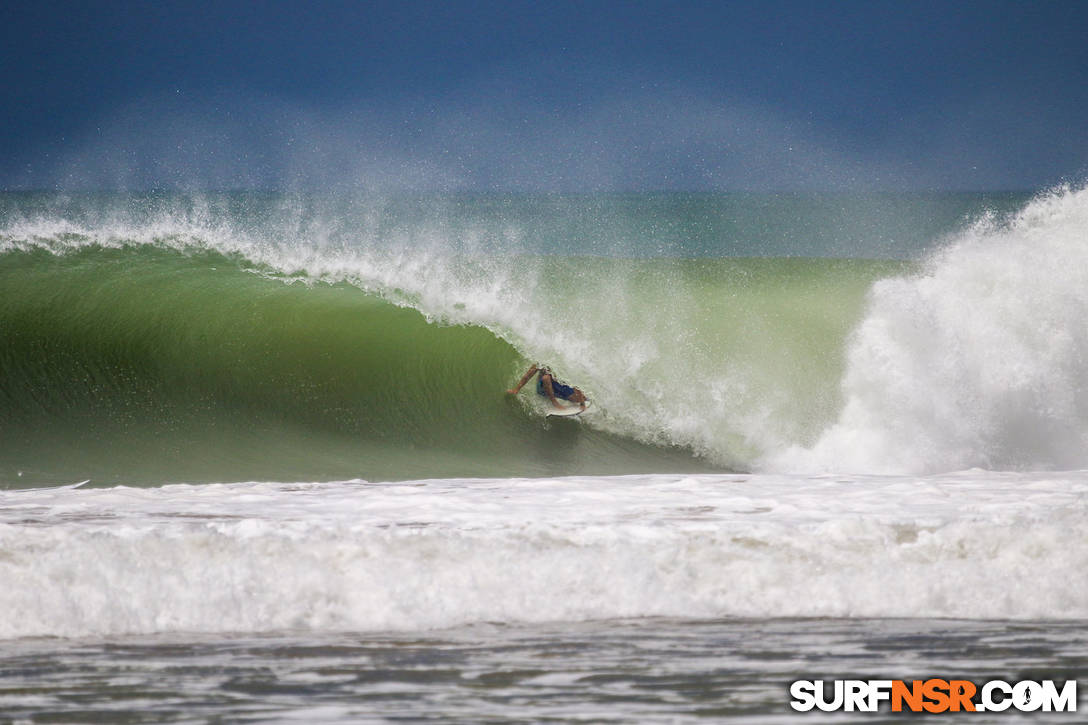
left=507, top=364, right=587, bottom=410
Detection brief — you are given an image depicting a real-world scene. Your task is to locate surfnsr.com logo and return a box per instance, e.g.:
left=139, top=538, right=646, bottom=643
left=789, top=679, right=1078, bottom=713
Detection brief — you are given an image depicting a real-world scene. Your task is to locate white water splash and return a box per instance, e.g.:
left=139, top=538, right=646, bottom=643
left=2, top=471, right=1087, bottom=639
left=776, top=186, right=1088, bottom=474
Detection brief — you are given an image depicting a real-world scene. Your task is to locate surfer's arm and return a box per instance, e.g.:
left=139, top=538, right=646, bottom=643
left=506, top=364, right=539, bottom=395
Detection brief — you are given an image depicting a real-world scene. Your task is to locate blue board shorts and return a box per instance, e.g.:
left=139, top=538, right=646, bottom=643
left=537, top=376, right=575, bottom=400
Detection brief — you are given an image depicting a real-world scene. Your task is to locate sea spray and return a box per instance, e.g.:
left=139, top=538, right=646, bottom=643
left=779, top=186, right=1088, bottom=474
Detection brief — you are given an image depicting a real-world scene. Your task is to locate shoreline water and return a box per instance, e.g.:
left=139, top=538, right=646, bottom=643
left=3, top=616, right=1086, bottom=722
left=3, top=469, right=1087, bottom=720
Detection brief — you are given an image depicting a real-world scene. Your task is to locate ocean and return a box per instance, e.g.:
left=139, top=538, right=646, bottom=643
left=2, top=188, right=1087, bottom=721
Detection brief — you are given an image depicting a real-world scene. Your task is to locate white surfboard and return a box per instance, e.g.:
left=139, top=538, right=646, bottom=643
left=546, top=400, right=591, bottom=417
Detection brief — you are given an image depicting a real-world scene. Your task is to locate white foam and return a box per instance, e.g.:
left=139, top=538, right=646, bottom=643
left=2, top=471, right=1087, bottom=638
left=777, top=186, right=1088, bottom=474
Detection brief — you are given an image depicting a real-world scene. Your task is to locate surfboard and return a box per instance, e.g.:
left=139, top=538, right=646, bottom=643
left=546, top=400, right=591, bottom=417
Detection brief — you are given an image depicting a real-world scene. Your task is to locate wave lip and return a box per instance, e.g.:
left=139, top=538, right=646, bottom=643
left=2, top=471, right=1087, bottom=639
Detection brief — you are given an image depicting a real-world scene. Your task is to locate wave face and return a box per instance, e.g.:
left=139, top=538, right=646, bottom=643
left=1, top=242, right=728, bottom=484
left=5, top=188, right=1083, bottom=484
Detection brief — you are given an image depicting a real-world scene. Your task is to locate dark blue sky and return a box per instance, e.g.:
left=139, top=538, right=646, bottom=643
left=3, top=0, right=1087, bottom=191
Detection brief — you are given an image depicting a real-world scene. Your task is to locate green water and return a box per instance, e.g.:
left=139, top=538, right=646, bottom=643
left=0, top=245, right=898, bottom=485
left=0, top=190, right=1018, bottom=486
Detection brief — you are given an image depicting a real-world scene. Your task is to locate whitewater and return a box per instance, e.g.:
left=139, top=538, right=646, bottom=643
left=2, top=188, right=1087, bottom=721
left=4, top=471, right=1088, bottom=639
